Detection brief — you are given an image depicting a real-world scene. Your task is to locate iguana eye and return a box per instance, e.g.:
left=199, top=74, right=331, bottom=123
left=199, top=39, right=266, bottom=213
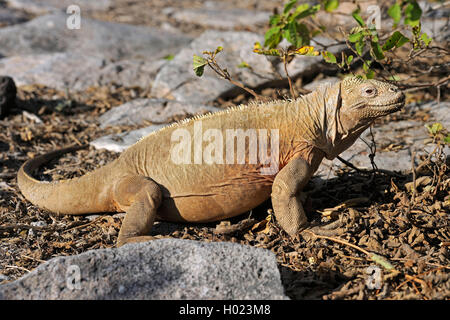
left=362, top=87, right=377, bottom=96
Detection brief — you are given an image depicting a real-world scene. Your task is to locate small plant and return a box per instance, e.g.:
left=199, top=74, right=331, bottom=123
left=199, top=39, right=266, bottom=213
left=425, top=122, right=450, bottom=145
left=193, top=47, right=266, bottom=101
left=324, top=0, right=433, bottom=79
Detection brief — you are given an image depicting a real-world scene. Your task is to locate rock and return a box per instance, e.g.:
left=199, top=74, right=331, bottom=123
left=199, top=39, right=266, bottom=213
left=0, top=274, right=9, bottom=283
left=420, top=18, right=449, bottom=42
left=420, top=0, right=450, bottom=19
left=0, top=239, right=288, bottom=300
left=315, top=1, right=378, bottom=31
left=95, top=59, right=167, bottom=89
left=151, top=30, right=345, bottom=105
left=426, top=101, right=450, bottom=127
left=98, top=98, right=221, bottom=128
left=151, top=30, right=275, bottom=104
left=90, top=125, right=167, bottom=152
left=0, top=76, right=16, bottom=119
left=0, top=7, right=30, bottom=27
left=0, top=13, right=192, bottom=61
left=167, top=7, right=271, bottom=30
left=0, top=53, right=166, bottom=91
left=6, top=0, right=112, bottom=14
left=0, top=53, right=104, bottom=91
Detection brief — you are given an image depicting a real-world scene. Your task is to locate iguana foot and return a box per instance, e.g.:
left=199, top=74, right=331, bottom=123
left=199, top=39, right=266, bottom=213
left=117, top=235, right=157, bottom=247
left=271, top=157, right=311, bottom=236
left=114, top=175, right=162, bottom=247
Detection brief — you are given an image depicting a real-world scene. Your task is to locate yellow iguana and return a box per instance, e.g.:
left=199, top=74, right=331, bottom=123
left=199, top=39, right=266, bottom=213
left=17, top=77, right=405, bottom=246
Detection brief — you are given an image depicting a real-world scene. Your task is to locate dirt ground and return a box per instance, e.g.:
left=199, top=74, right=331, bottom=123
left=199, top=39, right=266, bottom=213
left=0, top=0, right=449, bottom=300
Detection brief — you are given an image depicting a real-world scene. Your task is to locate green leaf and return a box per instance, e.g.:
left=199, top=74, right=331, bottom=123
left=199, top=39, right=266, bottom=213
left=444, top=134, right=450, bottom=144
left=193, top=54, right=207, bottom=77
left=382, top=31, right=410, bottom=51
left=349, top=31, right=364, bottom=43
left=296, top=23, right=310, bottom=47
left=388, top=75, right=401, bottom=81
left=322, top=51, right=337, bottom=64
left=363, top=61, right=373, bottom=78
left=370, top=253, right=395, bottom=271
left=163, top=54, right=174, bottom=61
left=293, top=4, right=320, bottom=20
left=283, top=0, right=298, bottom=14
left=404, top=1, right=422, bottom=27
left=237, top=61, right=250, bottom=69
left=365, top=69, right=375, bottom=79
left=371, top=41, right=385, bottom=60
left=421, top=32, right=432, bottom=46
left=352, top=10, right=365, bottom=27
left=253, top=42, right=281, bottom=56
left=292, top=3, right=309, bottom=17
left=387, top=3, right=401, bottom=26
left=347, top=55, right=354, bottom=65
left=264, top=26, right=282, bottom=48
left=284, top=20, right=300, bottom=47
left=324, top=0, right=339, bottom=12
left=269, top=14, right=281, bottom=26
left=426, top=122, right=443, bottom=135
left=355, top=38, right=365, bottom=56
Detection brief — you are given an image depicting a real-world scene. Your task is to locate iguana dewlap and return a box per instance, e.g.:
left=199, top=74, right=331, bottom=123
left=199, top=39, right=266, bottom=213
left=17, top=77, right=405, bottom=246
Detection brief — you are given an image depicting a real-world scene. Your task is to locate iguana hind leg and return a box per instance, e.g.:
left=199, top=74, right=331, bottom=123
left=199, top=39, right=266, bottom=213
left=113, top=176, right=162, bottom=247
left=271, top=157, right=312, bottom=236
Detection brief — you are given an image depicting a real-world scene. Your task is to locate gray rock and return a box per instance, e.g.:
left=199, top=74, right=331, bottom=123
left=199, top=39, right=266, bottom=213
left=427, top=101, right=450, bottom=127
left=417, top=18, right=449, bottom=42
left=0, top=53, right=166, bottom=91
left=151, top=30, right=345, bottom=105
left=6, top=0, right=111, bottom=14
left=0, top=13, right=191, bottom=60
left=0, top=274, right=9, bottom=282
left=0, top=7, right=30, bottom=27
left=151, top=30, right=275, bottom=104
left=168, top=7, right=271, bottom=30
left=99, top=98, right=221, bottom=128
left=90, top=125, right=167, bottom=152
left=420, top=0, right=450, bottom=19
left=0, top=239, right=288, bottom=300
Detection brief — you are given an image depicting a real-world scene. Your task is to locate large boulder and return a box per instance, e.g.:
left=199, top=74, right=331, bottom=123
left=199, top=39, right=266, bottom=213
left=151, top=30, right=345, bottom=105
left=0, top=239, right=288, bottom=300
left=98, top=98, right=221, bottom=128
left=0, top=13, right=191, bottom=60
left=0, top=53, right=166, bottom=91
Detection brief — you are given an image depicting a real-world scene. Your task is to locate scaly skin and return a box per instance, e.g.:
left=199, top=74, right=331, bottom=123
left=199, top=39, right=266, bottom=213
left=17, top=77, right=405, bottom=246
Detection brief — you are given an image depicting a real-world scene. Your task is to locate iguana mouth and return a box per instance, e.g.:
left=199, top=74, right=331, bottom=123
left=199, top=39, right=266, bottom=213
left=369, top=95, right=405, bottom=110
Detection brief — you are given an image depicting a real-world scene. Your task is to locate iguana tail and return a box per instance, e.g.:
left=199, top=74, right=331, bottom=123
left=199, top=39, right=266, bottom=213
left=17, top=145, right=117, bottom=215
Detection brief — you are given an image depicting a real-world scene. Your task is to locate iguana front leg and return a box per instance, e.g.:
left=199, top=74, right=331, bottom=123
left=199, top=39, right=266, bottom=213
left=271, top=157, right=312, bottom=236
left=113, top=176, right=162, bottom=247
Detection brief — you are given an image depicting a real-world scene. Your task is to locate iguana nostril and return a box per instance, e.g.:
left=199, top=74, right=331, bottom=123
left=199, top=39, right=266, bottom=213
left=389, top=87, right=397, bottom=92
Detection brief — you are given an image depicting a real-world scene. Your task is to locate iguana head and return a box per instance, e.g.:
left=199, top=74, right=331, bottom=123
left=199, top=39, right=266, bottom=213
left=315, top=76, right=405, bottom=159
left=338, top=76, right=405, bottom=129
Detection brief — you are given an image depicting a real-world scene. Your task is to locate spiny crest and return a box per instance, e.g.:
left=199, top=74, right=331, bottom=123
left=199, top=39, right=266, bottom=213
left=342, top=75, right=364, bottom=88
left=132, top=101, right=268, bottom=146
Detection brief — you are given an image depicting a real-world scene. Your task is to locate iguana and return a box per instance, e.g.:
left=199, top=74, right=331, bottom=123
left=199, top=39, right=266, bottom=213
left=17, top=77, right=405, bottom=246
